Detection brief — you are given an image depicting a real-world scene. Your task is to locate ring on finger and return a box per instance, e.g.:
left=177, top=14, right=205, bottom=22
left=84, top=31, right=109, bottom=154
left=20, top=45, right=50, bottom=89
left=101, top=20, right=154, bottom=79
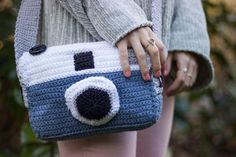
left=144, top=38, right=155, bottom=49
left=182, top=67, right=188, bottom=74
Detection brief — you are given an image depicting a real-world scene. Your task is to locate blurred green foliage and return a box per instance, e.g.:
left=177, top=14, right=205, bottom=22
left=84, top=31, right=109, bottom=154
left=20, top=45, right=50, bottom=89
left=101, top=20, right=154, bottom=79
left=171, top=0, right=236, bottom=156
left=0, top=1, right=56, bottom=157
left=0, top=0, right=235, bottom=157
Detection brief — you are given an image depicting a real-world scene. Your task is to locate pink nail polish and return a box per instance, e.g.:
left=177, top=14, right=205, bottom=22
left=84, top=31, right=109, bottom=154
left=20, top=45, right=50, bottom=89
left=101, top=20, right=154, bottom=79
left=155, top=70, right=162, bottom=78
left=145, top=74, right=151, bottom=81
left=124, top=71, right=131, bottom=77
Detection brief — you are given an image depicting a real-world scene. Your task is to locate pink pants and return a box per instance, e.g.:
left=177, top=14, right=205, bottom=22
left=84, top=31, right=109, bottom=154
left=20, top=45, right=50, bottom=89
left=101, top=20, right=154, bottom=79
left=58, top=91, right=175, bottom=157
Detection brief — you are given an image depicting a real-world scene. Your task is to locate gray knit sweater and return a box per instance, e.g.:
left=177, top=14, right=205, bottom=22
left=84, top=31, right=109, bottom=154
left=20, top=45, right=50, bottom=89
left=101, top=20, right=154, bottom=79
left=41, top=0, right=155, bottom=47
left=14, top=0, right=214, bottom=90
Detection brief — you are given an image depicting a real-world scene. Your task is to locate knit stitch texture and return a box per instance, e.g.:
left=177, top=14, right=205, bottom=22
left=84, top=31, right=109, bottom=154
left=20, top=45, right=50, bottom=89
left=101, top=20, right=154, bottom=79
left=18, top=41, right=163, bottom=140
left=15, top=0, right=214, bottom=90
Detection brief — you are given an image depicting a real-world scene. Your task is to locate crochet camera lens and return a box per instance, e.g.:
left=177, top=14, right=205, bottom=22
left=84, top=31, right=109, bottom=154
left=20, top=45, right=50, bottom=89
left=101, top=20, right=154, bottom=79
left=75, top=88, right=111, bottom=120
left=65, top=77, right=120, bottom=126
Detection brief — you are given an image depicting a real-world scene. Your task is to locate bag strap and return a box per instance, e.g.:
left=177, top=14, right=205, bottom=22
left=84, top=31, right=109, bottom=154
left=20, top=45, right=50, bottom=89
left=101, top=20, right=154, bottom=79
left=14, top=0, right=42, bottom=61
left=14, top=0, right=162, bottom=62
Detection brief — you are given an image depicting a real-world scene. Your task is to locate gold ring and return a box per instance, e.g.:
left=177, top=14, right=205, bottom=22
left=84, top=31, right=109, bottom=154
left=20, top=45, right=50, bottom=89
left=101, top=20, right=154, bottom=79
left=144, top=38, right=155, bottom=49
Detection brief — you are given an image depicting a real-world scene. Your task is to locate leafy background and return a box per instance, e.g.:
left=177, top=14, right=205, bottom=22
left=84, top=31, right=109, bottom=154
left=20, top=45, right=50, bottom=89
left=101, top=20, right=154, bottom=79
left=0, top=0, right=235, bottom=156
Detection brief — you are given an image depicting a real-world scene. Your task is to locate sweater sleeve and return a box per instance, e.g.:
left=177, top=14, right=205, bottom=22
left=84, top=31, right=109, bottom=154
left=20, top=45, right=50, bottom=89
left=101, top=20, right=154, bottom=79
left=56, top=0, right=153, bottom=46
left=169, top=0, right=214, bottom=90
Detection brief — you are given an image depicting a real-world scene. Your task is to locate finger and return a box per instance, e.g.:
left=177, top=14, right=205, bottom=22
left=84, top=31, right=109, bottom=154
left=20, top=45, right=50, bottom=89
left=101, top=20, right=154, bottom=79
left=154, top=37, right=166, bottom=66
left=192, top=64, right=198, bottom=85
left=186, top=61, right=198, bottom=88
left=139, top=32, right=161, bottom=78
left=176, top=54, right=191, bottom=89
left=163, top=54, right=173, bottom=76
left=146, top=27, right=165, bottom=51
left=146, top=27, right=167, bottom=66
left=117, top=40, right=131, bottom=78
left=148, top=45, right=162, bottom=78
left=166, top=70, right=186, bottom=96
left=166, top=54, right=190, bottom=96
left=130, top=37, right=150, bottom=81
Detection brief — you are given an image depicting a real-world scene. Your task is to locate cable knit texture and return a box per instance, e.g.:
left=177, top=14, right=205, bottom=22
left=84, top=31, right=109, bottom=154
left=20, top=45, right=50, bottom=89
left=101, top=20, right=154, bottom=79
left=14, top=0, right=214, bottom=90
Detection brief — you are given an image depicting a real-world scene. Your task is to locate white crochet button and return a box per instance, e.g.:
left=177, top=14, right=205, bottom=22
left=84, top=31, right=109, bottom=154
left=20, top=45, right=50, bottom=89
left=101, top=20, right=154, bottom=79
left=65, top=77, right=120, bottom=126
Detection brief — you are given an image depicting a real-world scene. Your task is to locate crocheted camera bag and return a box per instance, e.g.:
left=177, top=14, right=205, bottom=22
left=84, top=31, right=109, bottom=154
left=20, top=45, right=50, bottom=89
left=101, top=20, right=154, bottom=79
left=15, top=0, right=164, bottom=141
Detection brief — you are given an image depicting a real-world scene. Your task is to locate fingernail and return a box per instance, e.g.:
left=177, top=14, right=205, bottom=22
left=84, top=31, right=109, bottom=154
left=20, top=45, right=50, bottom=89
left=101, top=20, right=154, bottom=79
left=155, top=70, right=162, bottom=78
left=145, top=74, right=151, bottom=81
left=124, top=70, right=131, bottom=77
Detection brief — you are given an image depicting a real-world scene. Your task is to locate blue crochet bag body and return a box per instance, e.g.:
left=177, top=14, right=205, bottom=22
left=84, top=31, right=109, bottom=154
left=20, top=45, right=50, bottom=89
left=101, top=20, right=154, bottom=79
left=17, top=41, right=163, bottom=141
left=15, top=0, right=164, bottom=141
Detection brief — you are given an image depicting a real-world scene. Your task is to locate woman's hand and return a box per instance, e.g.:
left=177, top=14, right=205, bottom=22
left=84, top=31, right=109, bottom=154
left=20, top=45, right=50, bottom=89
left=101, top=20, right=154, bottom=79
left=163, top=52, right=199, bottom=96
left=116, top=26, right=167, bottom=81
